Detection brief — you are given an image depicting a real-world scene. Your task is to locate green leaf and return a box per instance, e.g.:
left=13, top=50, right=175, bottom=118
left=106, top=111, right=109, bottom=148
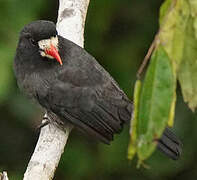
left=159, top=0, right=172, bottom=25
left=159, top=0, right=197, bottom=113
left=168, top=91, right=176, bottom=127
left=159, top=0, right=190, bottom=72
left=178, top=17, right=197, bottom=111
left=188, top=0, right=197, bottom=38
left=128, top=80, right=141, bottom=160
left=137, top=46, right=175, bottom=161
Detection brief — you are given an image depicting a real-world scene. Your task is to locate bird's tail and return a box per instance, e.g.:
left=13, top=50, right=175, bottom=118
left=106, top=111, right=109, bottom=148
left=157, top=127, right=182, bottom=160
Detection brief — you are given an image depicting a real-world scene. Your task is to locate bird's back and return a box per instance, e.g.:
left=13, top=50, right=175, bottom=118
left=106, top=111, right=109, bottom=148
left=35, top=36, right=133, bottom=143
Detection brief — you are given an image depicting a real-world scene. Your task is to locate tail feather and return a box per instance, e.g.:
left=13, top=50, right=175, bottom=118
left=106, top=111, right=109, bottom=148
left=157, top=127, right=182, bottom=160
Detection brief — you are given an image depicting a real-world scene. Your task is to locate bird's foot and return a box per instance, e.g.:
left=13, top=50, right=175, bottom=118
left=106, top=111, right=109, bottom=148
left=36, top=116, right=50, bottom=132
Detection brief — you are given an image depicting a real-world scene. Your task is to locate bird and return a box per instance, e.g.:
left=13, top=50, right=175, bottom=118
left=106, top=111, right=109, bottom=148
left=14, top=20, right=182, bottom=160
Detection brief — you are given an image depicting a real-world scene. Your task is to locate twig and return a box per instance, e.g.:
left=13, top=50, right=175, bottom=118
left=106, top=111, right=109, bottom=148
left=136, top=0, right=177, bottom=79
left=23, top=0, right=90, bottom=179
left=136, top=34, right=159, bottom=79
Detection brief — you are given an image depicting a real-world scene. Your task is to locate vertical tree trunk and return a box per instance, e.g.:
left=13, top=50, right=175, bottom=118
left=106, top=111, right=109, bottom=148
left=23, top=0, right=90, bottom=179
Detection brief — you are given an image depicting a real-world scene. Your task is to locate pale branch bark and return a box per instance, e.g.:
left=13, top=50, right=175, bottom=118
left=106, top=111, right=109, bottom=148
left=23, top=116, right=72, bottom=180
left=23, top=0, right=90, bottom=179
left=57, top=0, right=90, bottom=47
left=0, top=172, right=9, bottom=180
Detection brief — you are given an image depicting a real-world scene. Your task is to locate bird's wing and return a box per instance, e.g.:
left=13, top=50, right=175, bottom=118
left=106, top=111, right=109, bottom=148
left=47, top=79, right=132, bottom=144
left=44, top=54, right=132, bottom=143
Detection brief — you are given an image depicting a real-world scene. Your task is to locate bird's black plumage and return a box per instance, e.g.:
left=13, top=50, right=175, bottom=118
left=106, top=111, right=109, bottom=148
left=14, top=20, right=182, bottom=159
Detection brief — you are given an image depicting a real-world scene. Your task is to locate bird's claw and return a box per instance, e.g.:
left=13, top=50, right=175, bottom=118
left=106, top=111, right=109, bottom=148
left=36, top=117, right=50, bottom=132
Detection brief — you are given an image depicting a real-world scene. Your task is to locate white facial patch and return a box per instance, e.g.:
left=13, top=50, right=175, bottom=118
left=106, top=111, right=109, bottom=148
left=38, top=36, right=59, bottom=59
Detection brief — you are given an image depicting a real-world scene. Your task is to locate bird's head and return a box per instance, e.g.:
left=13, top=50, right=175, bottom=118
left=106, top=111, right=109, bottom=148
left=18, top=20, right=63, bottom=65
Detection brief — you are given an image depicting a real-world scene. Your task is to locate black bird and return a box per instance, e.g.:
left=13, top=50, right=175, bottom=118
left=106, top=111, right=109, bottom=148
left=14, top=20, right=181, bottom=160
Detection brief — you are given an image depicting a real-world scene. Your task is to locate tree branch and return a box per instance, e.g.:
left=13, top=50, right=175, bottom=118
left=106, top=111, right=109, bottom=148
left=0, top=172, right=9, bottom=180
left=23, top=0, right=90, bottom=179
left=57, top=0, right=90, bottom=47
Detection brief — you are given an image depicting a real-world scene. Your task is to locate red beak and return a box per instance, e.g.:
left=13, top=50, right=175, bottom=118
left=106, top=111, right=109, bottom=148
left=45, top=44, right=63, bottom=66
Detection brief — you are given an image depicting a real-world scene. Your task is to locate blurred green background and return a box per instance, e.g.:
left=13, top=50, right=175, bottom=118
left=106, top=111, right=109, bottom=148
left=0, top=0, right=196, bottom=179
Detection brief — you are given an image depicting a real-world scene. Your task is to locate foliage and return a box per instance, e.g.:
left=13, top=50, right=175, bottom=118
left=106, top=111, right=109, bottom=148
left=128, top=0, right=197, bottom=163
left=138, top=47, right=175, bottom=161
left=128, top=80, right=141, bottom=160
left=0, top=0, right=197, bottom=180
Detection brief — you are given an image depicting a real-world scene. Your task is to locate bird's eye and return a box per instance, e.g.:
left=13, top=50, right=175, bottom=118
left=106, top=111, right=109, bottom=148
left=30, top=38, right=36, bottom=46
